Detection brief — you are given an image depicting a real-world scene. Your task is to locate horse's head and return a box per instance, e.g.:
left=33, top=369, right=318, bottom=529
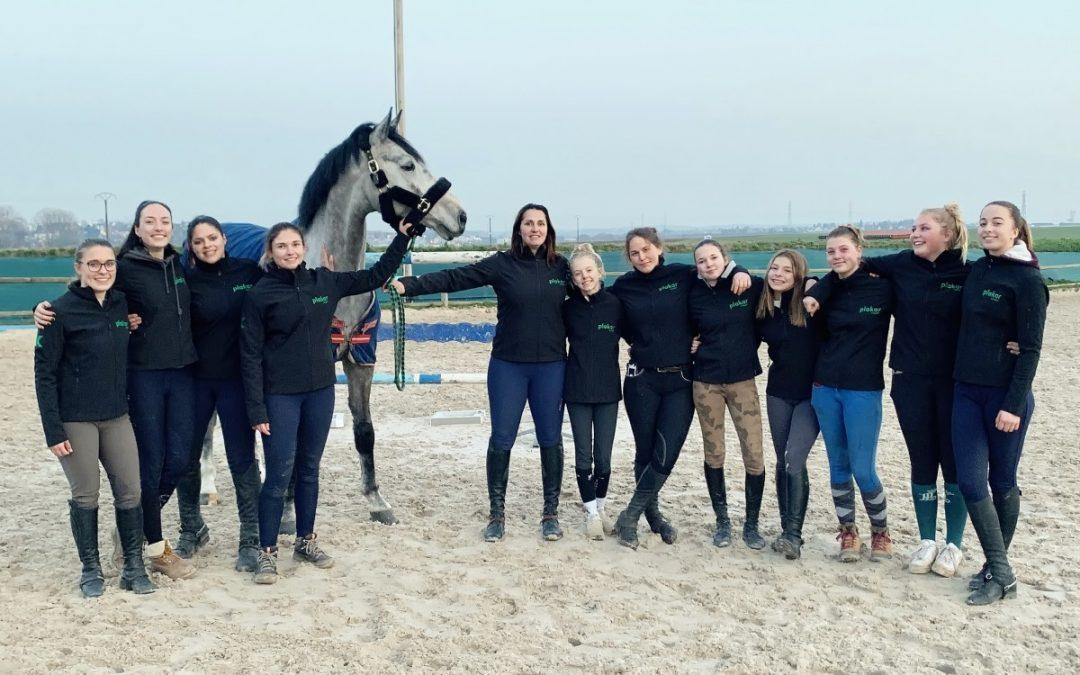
left=368, top=110, right=467, bottom=240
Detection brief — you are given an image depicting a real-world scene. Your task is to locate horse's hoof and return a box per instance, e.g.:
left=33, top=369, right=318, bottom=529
left=369, top=510, right=398, bottom=525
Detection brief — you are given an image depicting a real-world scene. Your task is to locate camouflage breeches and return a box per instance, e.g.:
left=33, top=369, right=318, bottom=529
left=693, top=379, right=765, bottom=475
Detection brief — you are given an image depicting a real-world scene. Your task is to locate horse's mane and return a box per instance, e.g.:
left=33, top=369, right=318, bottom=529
left=296, top=122, right=424, bottom=230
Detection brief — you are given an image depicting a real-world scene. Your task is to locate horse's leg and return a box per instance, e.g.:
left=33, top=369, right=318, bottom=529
left=200, top=413, right=219, bottom=505
left=343, top=359, right=398, bottom=524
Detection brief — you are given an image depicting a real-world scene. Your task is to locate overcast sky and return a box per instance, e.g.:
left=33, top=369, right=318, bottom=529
left=2, top=1, right=1077, bottom=234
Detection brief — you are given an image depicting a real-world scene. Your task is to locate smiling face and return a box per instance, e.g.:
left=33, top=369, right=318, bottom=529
left=270, top=228, right=306, bottom=269
left=135, top=203, right=173, bottom=252
left=627, top=236, right=662, bottom=274
left=910, top=212, right=951, bottom=261
left=571, top=256, right=601, bottom=295
left=190, top=223, right=226, bottom=265
left=694, top=243, right=727, bottom=284
left=978, top=204, right=1020, bottom=255
left=519, top=209, right=548, bottom=251
left=75, top=245, right=117, bottom=294
left=825, top=235, right=862, bottom=278
left=767, top=254, right=796, bottom=292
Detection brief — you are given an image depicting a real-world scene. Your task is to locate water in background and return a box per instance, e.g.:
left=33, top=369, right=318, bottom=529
left=4, top=249, right=1079, bottom=318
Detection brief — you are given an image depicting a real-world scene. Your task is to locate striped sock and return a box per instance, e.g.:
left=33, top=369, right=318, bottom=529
left=943, top=483, right=967, bottom=547
left=831, top=481, right=856, bottom=524
left=911, top=483, right=938, bottom=541
left=862, top=486, right=888, bottom=530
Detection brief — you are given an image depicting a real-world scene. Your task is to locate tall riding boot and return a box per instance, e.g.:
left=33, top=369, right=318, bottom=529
left=539, top=443, right=564, bottom=541
left=68, top=501, right=105, bottom=598
left=232, top=463, right=263, bottom=572
left=638, top=462, right=677, bottom=544
left=703, top=464, right=732, bottom=548
left=969, top=487, right=1023, bottom=590
left=743, top=472, right=767, bottom=550
left=615, top=464, right=670, bottom=550
left=115, top=505, right=155, bottom=594
left=174, top=461, right=210, bottom=559
left=965, top=497, right=1017, bottom=605
left=776, top=469, right=809, bottom=560
left=483, top=442, right=511, bottom=542
left=771, top=467, right=788, bottom=552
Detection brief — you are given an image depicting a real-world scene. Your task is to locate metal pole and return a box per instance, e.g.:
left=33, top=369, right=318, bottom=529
left=576, top=215, right=580, bottom=243
left=487, top=215, right=492, bottom=246
left=394, top=0, right=405, bottom=133
left=95, top=192, right=115, bottom=242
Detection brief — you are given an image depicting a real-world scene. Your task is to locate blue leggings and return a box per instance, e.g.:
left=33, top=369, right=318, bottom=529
left=259, top=386, right=335, bottom=548
left=487, top=357, right=565, bottom=453
left=191, top=376, right=256, bottom=476
left=952, top=382, right=1033, bottom=503
left=128, top=366, right=197, bottom=544
left=811, top=385, right=883, bottom=491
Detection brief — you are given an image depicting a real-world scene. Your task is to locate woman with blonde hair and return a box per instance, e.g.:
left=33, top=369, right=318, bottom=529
left=755, top=249, right=822, bottom=559
left=562, top=243, right=623, bottom=539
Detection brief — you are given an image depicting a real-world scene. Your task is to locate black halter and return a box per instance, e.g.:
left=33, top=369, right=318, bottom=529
left=358, top=133, right=452, bottom=238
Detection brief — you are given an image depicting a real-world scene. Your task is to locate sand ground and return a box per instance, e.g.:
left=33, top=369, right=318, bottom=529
left=1, top=295, right=1078, bottom=673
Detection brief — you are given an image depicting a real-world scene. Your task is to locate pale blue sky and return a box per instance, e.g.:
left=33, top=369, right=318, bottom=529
left=1, top=1, right=1077, bottom=234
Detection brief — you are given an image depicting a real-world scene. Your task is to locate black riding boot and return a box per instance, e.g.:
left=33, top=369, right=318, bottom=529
left=68, top=501, right=104, bottom=598
left=969, top=487, right=1022, bottom=590
left=484, top=442, right=510, bottom=542
left=966, top=497, right=1017, bottom=605
left=175, top=460, right=210, bottom=559
left=771, top=467, right=788, bottom=551
left=539, top=443, right=564, bottom=541
left=232, top=463, right=262, bottom=572
left=615, top=464, right=670, bottom=550
left=115, top=505, right=155, bottom=594
left=776, top=469, right=809, bottom=560
left=637, top=462, right=677, bottom=544
left=743, top=472, right=766, bottom=550
left=704, top=464, right=732, bottom=548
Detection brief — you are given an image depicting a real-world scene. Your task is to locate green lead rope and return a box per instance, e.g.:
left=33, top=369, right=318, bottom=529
left=385, top=237, right=415, bottom=391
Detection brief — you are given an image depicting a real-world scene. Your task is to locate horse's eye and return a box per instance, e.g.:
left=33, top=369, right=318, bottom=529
left=401, top=161, right=416, bottom=172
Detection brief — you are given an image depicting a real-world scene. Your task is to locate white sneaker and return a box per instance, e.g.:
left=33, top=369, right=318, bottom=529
left=931, top=542, right=963, bottom=578
left=585, top=513, right=605, bottom=541
left=597, top=505, right=616, bottom=536
left=908, top=539, right=938, bottom=574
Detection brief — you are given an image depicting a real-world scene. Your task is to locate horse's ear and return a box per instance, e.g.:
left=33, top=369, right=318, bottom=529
left=391, top=109, right=404, bottom=131
left=374, top=108, right=394, bottom=141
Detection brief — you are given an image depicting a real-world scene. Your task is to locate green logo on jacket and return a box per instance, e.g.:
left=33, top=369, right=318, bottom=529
left=859, top=306, right=882, bottom=315
left=729, top=298, right=749, bottom=310
left=35, top=333, right=43, bottom=349
left=114, top=320, right=129, bottom=329
left=597, top=323, right=615, bottom=333
left=312, top=295, right=329, bottom=305
left=982, top=289, right=1002, bottom=302
left=658, top=282, right=678, bottom=292
left=548, top=279, right=565, bottom=286
left=174, top=276, right=186, bottom=286
left=940, top=282, right=962, bottom=292
left=233, top=283, right=253, bottom=293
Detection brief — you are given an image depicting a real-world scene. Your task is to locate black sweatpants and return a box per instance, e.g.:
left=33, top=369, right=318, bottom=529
left=567, top=401, right=618, bottom=503
left=890, top=372, right=957, bottom=485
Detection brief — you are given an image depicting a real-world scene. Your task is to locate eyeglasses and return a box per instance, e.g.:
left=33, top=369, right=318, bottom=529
left=79, top=260, right=117, bottom=272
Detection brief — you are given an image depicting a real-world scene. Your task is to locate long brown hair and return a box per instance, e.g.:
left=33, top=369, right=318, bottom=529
left=755, top=249, right=809, bottom=327
left=509, top=203, right=558, bottom=265
left=983, top=200, right=1035, bottom=252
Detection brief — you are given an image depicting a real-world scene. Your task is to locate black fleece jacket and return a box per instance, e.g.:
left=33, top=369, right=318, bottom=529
left=610, top=258, right=748, bottom=370
left=562, top=285, right=623, bottom=404
left=188, top=256, right=264, bottom=380
left=399, top=247, right=570, bottom=363
left=34, top=284, right=130, bottom=446
left=814, top=248, right=969, bottom=377
left=756, top=290, right=823, bottom=401
left=953, top=251, right=1049, bottom=415
left=116, top=246, right=198, bottom=371
left=690, top=275, right=765, bottom=385
left=240, top=233, right=410, bottom=424
left=809, top=268, right=895, bottom=391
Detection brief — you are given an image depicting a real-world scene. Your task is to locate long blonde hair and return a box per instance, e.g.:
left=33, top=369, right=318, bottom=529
left=920, top=202, right=968, bottom=260
left=755, top=249, right=809, bottom=328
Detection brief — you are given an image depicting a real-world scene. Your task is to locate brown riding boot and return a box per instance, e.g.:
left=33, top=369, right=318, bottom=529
left=146, top=539, right=196, bottom=580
